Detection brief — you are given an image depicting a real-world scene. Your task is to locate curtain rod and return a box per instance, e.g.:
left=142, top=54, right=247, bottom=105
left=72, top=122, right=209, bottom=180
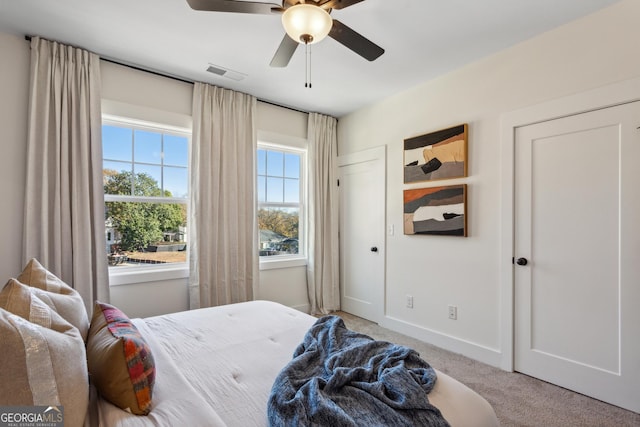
left=24, top=35, right=310, bottom=116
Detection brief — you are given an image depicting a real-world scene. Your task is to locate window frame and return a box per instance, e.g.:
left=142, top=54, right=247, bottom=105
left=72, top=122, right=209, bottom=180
left=102, top=114, right=191, bottom=280
left=257, top=139, right=308, bottom=270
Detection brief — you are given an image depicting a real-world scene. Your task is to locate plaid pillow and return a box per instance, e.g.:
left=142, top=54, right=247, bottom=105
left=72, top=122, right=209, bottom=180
left=87, top=301, right=155, bottom=415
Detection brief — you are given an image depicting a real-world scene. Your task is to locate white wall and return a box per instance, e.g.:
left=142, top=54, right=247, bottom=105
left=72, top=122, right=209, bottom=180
left=4, top=0, right=636, bottom=339
left=0, top=35, right=310, bottom=318
left=337, top=0, right=640, bottom=366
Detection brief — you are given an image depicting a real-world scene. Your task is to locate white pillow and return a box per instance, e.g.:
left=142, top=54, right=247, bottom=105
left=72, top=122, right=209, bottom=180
left=16, top=258, right=89, bottom=341
left=0, top=287, right=88, bottom=427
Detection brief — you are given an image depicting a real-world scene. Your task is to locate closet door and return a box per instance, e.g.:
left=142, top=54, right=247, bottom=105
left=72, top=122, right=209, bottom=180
left=338, top=146, right=386, bottom=323
left=514, top=101, right=640, bottom=412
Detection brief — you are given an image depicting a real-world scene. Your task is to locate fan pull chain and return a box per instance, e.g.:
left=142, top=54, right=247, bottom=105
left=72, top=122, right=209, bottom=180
left=308, top=45, right=312, bottom=88
left=305, top=42, right=312, bottom=88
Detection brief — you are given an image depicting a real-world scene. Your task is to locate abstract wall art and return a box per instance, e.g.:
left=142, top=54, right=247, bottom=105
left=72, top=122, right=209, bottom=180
left=403, top=184, right=467, bottom=236
left=403, top=124, right=468, bottom=183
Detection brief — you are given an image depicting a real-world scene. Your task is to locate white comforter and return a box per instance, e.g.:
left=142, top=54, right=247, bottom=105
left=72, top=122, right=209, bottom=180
left=97, top=301, right=498, bottom=427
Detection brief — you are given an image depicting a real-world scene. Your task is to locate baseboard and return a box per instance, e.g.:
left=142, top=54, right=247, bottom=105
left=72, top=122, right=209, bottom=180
left=380, top=315, right=504, bottom=368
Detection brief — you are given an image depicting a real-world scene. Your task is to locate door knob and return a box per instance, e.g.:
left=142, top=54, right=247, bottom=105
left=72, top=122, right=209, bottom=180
left=516, top=257, right=528, bottom=266
left=370, top=247, right=378, bottom=252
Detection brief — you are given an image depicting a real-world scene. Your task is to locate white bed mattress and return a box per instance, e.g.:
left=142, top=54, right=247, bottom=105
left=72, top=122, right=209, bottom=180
left=98, top=300, right=498, bottom=427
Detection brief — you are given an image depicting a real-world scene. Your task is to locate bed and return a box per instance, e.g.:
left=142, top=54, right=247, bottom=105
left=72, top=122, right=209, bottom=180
left=96, top=300, right=499, bottom=427
left=0, top=259, right=497, bottom=426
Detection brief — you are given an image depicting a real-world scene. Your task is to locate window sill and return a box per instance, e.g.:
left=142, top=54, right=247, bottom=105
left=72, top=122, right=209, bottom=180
left=259, top=256, right=307, bottom=271
left=109, top=264, right=189, bottom=286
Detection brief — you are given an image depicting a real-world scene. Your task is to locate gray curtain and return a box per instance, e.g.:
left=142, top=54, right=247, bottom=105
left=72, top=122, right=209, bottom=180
left=306, top=112, right=340, bottom=314
left=23, top=37, right=109, bottom=312
left=189, top=82, right=258, bottom=308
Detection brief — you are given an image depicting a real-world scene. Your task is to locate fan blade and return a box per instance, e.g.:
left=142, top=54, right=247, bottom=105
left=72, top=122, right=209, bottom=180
left=186, top=0, right=282, bottom=14
left=319, top=0, right=365, bottom=10
left=328, top=19, right=384, bottom=61
left=270, top=35, right=299, bottom=67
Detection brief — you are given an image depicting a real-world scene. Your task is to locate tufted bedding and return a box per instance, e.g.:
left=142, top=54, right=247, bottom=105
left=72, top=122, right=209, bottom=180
left=96, top=300, right=499, bottom=427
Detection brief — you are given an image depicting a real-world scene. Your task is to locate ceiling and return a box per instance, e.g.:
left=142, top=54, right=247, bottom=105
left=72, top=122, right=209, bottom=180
left=0, top=0, right=621, bottom=117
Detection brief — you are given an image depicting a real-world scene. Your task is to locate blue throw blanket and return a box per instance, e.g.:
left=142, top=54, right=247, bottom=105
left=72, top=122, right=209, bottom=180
left=268, top=315, right=450, bottom=426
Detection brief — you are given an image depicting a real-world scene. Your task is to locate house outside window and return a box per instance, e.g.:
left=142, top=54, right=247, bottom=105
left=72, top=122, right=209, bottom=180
left=102, top=116, right=190, bottom=270
left=257, top=142, right=306, bottom=267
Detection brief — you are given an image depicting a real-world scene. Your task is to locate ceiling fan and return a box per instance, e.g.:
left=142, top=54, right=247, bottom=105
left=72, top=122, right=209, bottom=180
left=185, top=0, right=385, bottom=68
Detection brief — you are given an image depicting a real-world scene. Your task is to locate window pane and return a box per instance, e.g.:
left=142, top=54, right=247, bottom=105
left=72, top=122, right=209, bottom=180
left=257, top=176, right=266, bottom=203
left=133, top=165, right=162, bottom=196
left=258, top=207, right=299, bottom=256
left=103, top=160, right=131, bottom=175
left=266, top=151, right=284, bottom=176
left=103, top=126, right=132, bottom=161
left=257, top=149, right=266, bottom=176
left=266, top=177, right=283, bottom=203
left=284, top=153, right=300, bottom=178
left=103, top=163, right=133, bottom=195
left=134, top=130, right=162, bottom=164
left=104, top=122, right=190, bottom=270
left=164, top=166, right=188, bottom=198
left=284, top=178, right=299, bottom=203
left=106, top=201, right=187, bottom=267
left=257, top=145, right=305, bottom=259
left=164, top=134, right=188, bottom=167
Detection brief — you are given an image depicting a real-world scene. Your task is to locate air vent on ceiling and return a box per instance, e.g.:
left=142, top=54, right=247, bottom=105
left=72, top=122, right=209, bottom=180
left=206, top=64, right=246, bottom=81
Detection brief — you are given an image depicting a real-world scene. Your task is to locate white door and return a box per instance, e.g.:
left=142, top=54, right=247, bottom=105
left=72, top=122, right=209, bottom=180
left=514, top=101, right=640, bottom=412
left=338, top=146, right=385, bottom=323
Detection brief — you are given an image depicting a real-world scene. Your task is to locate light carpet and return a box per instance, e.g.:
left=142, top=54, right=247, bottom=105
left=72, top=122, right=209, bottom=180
left=333, top=311, right=640, bottom=427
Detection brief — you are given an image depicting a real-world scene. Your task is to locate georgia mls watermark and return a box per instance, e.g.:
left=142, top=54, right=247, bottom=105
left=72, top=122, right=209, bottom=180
left=0, top=406, right=63, bottom=427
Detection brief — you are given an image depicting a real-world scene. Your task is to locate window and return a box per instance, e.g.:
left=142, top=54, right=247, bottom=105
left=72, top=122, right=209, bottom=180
left=102, top=117, right=190, bottom=270
left=257, top=143, right=306, bottom=262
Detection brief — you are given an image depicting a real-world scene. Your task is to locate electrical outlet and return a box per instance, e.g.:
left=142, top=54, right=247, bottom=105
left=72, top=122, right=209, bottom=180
left=448, top=305, right=457, bottom=320
left=406, top=295, right=413, bottom=309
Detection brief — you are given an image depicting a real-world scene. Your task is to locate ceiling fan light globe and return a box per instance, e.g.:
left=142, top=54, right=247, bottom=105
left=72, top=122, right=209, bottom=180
left=282, top=4, right=332, bottom=45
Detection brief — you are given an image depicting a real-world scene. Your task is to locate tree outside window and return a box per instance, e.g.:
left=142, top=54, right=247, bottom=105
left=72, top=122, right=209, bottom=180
left=257, top=145, right=305, bottom=258
left=103, top=120, right=189, bottom=268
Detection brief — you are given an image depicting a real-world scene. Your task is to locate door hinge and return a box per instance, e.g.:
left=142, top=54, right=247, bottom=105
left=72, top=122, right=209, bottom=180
left=337, top=179, right=340, bottom=186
